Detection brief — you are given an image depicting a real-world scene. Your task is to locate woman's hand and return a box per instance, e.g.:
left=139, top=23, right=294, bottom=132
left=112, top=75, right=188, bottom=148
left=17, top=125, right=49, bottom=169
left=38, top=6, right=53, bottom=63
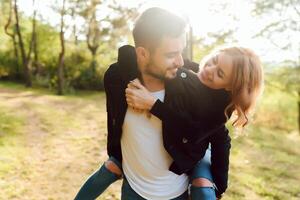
left=125, top=79, right=156, bottom=110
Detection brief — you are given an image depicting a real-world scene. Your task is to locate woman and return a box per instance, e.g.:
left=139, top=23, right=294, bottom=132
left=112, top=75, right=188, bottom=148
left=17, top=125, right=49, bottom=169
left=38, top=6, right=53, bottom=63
left=125, top=46, right=263, bottom=199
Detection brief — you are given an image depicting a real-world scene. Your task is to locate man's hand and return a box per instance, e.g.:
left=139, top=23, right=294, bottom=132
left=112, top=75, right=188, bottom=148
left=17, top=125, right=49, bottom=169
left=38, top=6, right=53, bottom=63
left=125, top=79, right=156, bottom=110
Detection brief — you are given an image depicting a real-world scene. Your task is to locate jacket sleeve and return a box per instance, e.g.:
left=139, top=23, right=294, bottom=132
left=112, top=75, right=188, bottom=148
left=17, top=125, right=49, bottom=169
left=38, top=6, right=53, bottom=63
left=150, top=99, right=225, bottom=141
left=209, top=126, right=231, bottom=198
left=104, top=65, right=112, bottom=157
left=103, top=63, right=118, bottom=157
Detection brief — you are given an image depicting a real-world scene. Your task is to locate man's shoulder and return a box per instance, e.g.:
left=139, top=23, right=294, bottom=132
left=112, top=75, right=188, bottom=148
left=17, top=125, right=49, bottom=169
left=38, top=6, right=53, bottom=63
left=105, top=45, right=139, bottom=84
left=182, top=59, right=199, bottom=73
left=104, top=62, right=122, bottom=85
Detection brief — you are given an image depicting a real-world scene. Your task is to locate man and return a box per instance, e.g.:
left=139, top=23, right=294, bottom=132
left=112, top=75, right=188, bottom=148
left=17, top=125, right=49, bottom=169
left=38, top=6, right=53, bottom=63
left=75, top=7, right=190, bottom=200
left=75, top=6, right=231, bottom=200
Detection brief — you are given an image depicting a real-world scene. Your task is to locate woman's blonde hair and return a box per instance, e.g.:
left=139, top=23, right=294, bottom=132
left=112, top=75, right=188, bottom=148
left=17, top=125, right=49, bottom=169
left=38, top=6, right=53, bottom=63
left=201, top=46, right=264, bottom=127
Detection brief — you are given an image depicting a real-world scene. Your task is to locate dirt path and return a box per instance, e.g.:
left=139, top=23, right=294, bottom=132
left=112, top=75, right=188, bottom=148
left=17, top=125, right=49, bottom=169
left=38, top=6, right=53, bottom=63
left=0, top=87, right=122, bottom=200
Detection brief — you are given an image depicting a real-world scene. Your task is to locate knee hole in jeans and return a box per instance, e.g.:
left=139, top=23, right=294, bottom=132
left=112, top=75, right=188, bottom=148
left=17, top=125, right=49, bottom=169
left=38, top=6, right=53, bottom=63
left=104, top=160, right=122, bottom=176
left=192, top=177, right=213, bottom=187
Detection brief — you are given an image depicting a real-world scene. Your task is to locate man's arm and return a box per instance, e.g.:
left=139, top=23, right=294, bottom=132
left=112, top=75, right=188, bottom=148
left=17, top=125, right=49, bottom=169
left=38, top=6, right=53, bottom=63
left=209, top=126, right=231, bottom=199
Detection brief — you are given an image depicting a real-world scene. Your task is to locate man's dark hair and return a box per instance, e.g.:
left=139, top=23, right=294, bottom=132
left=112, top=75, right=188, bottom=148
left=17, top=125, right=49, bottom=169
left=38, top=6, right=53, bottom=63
left=133, top=7, right=187, bottom=50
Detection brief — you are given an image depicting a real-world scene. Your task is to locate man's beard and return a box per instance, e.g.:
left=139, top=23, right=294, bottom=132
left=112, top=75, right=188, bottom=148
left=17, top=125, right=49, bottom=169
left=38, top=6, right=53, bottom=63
left=144, top=62, right=166, bottom=81
left=145, top=68, right=166, bottom=80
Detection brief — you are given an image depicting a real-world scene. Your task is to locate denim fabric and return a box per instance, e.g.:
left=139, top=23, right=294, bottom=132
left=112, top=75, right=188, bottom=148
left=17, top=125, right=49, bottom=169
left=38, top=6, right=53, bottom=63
left=121, top=177, right=188, bottom=200
left=190, top=186, right=215, bottom=200
left=74, top=157, right=122, bottom=200
left=189, top=149, right=216, bottom=200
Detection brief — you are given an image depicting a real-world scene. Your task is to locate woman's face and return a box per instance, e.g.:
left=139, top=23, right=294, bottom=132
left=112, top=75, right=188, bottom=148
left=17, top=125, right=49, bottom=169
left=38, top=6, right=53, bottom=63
left=199, top=52, right=233, bottom=90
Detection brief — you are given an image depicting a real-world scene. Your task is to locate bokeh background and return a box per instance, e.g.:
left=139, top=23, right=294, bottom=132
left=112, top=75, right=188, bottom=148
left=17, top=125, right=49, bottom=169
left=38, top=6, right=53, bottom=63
left=0, top=0, right=299, bottom=199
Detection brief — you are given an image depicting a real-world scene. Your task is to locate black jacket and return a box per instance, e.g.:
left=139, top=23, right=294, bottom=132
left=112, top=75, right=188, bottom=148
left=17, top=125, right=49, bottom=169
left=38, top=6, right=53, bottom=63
left=104, top=45, right=231, bottom=197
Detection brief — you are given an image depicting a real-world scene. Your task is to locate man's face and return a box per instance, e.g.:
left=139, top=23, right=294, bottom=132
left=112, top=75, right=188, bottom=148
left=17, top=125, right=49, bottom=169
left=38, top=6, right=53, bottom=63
left=144, top=34, right=186, bottom=80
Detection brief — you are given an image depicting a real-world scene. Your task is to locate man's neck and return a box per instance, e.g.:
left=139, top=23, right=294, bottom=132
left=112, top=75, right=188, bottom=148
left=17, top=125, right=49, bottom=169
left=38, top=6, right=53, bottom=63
left=137, top=60, right=165, bottom=92
left=141, top=73, right=165, bottom=92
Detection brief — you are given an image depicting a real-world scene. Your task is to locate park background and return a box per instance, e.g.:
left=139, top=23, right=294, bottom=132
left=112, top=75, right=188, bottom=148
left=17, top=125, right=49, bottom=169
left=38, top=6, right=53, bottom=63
left=0, top=0, right=299, bottom=199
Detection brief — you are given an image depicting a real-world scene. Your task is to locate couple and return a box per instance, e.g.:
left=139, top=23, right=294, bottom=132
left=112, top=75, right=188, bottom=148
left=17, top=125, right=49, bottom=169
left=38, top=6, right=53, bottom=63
left=75, top=7, right=263, bottom=200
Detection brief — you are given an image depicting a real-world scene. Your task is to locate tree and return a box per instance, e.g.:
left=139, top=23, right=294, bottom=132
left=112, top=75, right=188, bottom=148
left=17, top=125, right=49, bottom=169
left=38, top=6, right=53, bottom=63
left=57, top=0, right=66, bottom=95
left=4, top=0, right=20, bottom=77
left=31, top=0, right=40, bottom=76
left=80, top=0, right=138, bottom=64
left=69, top=0, right=80, bottom=46
left=69, top=0, right=138, bottom=89
left=13, top=0, right=33, bottom=86
left=252, top=0, right=300, bottom=132
left=85, top=0, right=101, bottom=64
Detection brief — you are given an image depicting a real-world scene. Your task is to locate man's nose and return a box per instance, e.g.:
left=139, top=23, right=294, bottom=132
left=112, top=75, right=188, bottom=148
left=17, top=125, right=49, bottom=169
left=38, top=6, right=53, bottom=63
left=175, top=54, right=184, bottom=68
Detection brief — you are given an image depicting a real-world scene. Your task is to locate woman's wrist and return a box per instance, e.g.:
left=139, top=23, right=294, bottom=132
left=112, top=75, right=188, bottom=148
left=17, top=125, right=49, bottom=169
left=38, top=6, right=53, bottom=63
left=146, top=97, right=156, bottom=110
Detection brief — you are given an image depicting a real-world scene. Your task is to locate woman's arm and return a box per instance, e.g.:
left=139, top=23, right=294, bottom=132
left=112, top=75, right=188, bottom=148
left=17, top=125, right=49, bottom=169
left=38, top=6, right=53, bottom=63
left=209, top=126, right=231, bottom=199
left=126, top=80, right=225, bottom=140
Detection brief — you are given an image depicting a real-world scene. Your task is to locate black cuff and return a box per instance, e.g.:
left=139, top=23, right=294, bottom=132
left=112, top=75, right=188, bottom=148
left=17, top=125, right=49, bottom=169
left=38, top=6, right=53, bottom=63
left=149, top=99, right=164, bottom=119
left=216, top=192, right=223, bottom=199
left=169, top=162, right=181, bottom=175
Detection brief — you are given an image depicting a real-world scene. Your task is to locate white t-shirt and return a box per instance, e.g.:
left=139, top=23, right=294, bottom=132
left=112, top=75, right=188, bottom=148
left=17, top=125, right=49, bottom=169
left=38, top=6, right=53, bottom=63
left=121, top=90, right=188, bottom=200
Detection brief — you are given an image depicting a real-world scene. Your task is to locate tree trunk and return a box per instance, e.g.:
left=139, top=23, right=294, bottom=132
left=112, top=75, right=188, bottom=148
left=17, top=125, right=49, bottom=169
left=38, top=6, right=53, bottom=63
left=57, top=0, right=66, bottom=95
left=12, top=33, right=20, bottom=77
left=12, top=33, right=19, bottom=62
left=298, top=90, right=300, bottom=134
left=71, top=2, right=78, bottom=46
left=31, top=0, right=40, bottom=75
left=13, top=0, right=32, bottom=87
left=4, top=0, right=20, bottom=77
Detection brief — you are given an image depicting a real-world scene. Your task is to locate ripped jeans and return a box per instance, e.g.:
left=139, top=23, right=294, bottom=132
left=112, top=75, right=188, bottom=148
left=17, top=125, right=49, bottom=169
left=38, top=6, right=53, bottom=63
left=74, top=149, right=215, bottom=200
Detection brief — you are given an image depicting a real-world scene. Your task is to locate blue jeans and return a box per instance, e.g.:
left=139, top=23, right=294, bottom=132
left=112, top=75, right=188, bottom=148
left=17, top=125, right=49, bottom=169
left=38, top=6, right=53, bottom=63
left=74, top=156, right=188, bottom=200
left=75, top=151, right=215, bottom=200
left=121, top=177, right=188, bottom=200
left=74, top=157, right=122, bottom=200
left=189, top=148, right=216, bottom=200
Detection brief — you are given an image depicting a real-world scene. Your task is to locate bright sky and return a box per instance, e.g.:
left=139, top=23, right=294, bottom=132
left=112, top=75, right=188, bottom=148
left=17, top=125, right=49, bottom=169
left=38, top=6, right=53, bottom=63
left=18, top=0, right=297, bottom=63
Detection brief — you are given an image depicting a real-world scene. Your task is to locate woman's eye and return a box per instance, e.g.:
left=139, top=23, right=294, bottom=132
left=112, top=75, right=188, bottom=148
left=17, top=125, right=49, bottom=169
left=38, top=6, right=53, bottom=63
left=217, top=70, right=223, bottom=78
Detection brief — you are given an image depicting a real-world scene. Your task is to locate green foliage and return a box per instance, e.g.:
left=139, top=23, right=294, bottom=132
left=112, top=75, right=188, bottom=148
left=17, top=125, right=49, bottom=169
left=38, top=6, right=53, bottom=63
left=0, top=0, right=135, bottom=92
left=255, top=83, right=297, bottom=131
left=0, top=51, right=19, bottom=78
left=270, top=65, right=300, bottom=96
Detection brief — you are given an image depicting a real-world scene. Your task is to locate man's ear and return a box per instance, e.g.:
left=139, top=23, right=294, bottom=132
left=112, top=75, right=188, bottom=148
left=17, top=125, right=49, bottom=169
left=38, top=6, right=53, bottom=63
left=136, top=47, right=150, bottom=63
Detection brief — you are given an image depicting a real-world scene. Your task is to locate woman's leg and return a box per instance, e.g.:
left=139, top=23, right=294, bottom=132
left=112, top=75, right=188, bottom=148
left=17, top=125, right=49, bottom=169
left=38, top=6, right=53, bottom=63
left=74, top=157, right=122, bottom=200
left=190, top=149, right=216, bottom=200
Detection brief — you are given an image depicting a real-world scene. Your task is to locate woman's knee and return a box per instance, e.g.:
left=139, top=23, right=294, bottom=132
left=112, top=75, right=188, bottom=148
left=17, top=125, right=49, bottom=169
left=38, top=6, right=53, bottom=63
left=104, top=160, right=122, bottom=176
left=191, top=178, right=215, bottom=200
left=192, top=177, right=213, bottom=187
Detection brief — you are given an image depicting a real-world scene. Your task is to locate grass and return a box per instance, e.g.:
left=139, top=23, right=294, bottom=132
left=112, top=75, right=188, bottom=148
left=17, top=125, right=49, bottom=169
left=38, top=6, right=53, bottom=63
left=0, top=80, right=299, bottom=200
